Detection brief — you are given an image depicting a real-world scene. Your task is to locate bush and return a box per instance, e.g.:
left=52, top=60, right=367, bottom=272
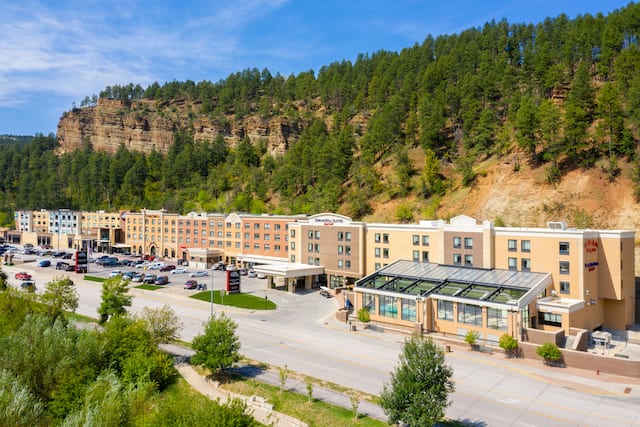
left=357, top=307, right=371, bottom=323
left=464, top=331, right=480, bottom=348
left=536, top=342, right=563, bottom=366
left=498, top=334, right=518, bottom=357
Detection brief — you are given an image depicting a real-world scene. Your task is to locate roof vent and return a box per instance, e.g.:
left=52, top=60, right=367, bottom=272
left=547, top=221, right=567, bottom=230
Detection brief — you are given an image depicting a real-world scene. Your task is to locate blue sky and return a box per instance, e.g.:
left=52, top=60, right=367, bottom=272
left=0, top=0, right=632, bottom=136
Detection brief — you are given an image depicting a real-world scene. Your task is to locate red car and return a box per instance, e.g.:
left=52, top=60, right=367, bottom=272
left=160, top=265, right=176, bottom=272
left=15, top=272, right=32, bottom=280
left=183, top=279, right=198, bottom=290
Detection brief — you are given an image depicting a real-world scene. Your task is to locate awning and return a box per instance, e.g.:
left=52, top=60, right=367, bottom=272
left=253, top=263, right=325, bottom=279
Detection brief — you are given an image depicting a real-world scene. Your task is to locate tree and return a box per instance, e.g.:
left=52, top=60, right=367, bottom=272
left=0, top=368, right=45, bottom=427
left=39, top=276, right=78, bottom=323
left=0, top=269, right=7, bottom=291
left=97, top=277, right=132, bottom=324
left=380, top=335, right=454, bottom=426
left=138, top=304, right=183, bottom=345
left=191, top=313, right=241, bottom=376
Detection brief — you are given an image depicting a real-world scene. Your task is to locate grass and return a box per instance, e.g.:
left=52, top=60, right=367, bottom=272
left=137, top=284, right=162, bottom=290
left=220, top=375, right=386, bottom=427
left=83, top=275, right=105, bottom=282
left=190, top=290, right=276, bottom=310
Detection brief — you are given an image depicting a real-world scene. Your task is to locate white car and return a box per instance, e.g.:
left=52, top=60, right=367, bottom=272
left=257, top=272, right=267, bottom=279
left=247, top=270, right=257, bottom=278
left=171, top=268, right=188, bottom=274
left=109, top=270, right=123, bottom=278
left=134, top=262, right=149, bottom=269
left=189, top=270, right=209, bottom=278
left=147, top=262, right=165, bottom=270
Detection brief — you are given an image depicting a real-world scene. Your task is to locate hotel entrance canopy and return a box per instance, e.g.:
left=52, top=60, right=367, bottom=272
left=253, top=263, right=324, bottom=279
left=355, top=260, right=551, bottom=309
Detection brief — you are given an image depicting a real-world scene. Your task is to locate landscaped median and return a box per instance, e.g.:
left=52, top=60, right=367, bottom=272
left=190, top=290, right=276, bottom=310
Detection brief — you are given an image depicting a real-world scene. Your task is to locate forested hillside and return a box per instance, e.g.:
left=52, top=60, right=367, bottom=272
left=2, top=4, right=640, bottom=228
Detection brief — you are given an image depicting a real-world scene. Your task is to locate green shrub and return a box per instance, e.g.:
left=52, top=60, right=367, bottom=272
left=536, top=342, right=563, bottom=365
left=357, top=307, right=371, bottom=323
left=498, top=334, right=518, bottom=357
left=464, top=330, right=480, bottom=348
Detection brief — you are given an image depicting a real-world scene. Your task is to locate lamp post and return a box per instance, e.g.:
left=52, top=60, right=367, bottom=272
left=210, top=265, right=214, bottom=318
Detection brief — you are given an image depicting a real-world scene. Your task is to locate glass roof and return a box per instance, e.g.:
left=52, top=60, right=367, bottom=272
left=356, top=260, right=550, bottom=307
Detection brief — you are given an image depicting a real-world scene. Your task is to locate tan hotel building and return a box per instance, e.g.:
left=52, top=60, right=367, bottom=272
left=353, top=215, right=635, bottom=343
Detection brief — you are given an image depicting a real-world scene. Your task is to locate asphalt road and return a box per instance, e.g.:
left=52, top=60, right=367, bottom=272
left=5, top=256, right=640, bottom=426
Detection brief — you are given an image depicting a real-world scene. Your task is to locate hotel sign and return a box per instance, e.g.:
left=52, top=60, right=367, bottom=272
left=584, top=239, right=598, bottom=253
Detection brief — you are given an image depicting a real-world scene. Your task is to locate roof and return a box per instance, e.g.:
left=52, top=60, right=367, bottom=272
left=355, top=260, right=551, bottom=309
left=252, top=263, right=325, bottom=279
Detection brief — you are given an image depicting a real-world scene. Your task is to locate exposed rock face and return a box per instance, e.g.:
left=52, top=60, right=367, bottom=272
left=57, top=98, right=304, bottom=156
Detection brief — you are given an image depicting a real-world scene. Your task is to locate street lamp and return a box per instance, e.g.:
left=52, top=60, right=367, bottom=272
left=210, top=265, right=214, bottom=318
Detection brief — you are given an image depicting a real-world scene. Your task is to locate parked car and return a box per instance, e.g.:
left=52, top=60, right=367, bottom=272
left=134, top=262, right=149, bottom=269
left=320, top=289, right=332, bottom=298
left=109, top=270, right=123, bottom=278
left=122, top=271, right=135, bottom=280
left=160, top=264, right=176, bottom=272
left=62, top=253, right=73, bottom=259
left=226, top=265, right=237, bottom=271
left=257, top=272, right=267, bottom=279
left=52, top=251, right=67, bottom=258
left=15, top=272, right=32, bottom=280
left=190, top=270, right=209, bottom=278
left=183, top=279, right=198, bottom=289
left=38, top=260, right=51, bottom=267
left=154, top=276, right=169, bottom=285
left=238, top=268, right=248, bottom=276
left=247, top=270, right=257, bottom=278
left=20, top=280, right=36, bottom=291
left=56, top=261, right=69, bottom=270
left=142, top=274, right=157, bottom=284
left=171, top=267, right=188, bottom=274
left=148, top=262, right=165, bottom=270
left=131, top=273, right=144, bottom=282
left=213, top=262, right=226, bottom=270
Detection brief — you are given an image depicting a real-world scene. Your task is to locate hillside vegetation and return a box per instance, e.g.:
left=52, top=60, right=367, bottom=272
left=2, top=4, right=640, bottom=229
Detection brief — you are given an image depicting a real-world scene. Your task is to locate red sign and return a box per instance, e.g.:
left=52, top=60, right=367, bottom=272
left=584, top=240, right=598, bottom=253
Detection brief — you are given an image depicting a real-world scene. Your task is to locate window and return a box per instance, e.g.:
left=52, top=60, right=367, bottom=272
left=363, top=294, right=375, bottom=312
left=345, top=232, right=351, bottom=241
left=338, top=245, right=343, bottom=254
left=422, top=251, right=429, bottom=262
left=264, top=224, right=271, bottom=230
left=453, top=236, right=461, bottom=249
left=375, top=233, right=381, bottom=243
left=382, top=248, right=389, bottom=259
left=412, top=235, right=419, bottom=245
left=314, top=243, right=320, bottom=253
left=264, top=244, right=270, bottom=251
left=464, top=254, right=473, bottom=267
left=401, top=299, right=416, bottom=322
left=308, top=230, right=314, bottom=239
left=560, top=281, right=570, bottom=294
left=464, top=237, right=473, bottom=249
left=539, top=312, right=562, bottom=327
left=375, top=263, right=381, bottom=270
left=338, top=231, right=344, bottom=241
left=458, top=303, right=482, bottom=326
left=345, top=246, right=351, bottom=255
left=521, top=240, right=531, bottom=252
left=275, top=224, right=281, bottom=230
left=559, top=261, right=570, bottom=274
left=422, top=235, right=430, bottom=246
left=521, top=258, right=531, bottom=272
left=345, top=260, right=351, bottom=269
left=337, top=259, right=344, bottom=268
left=375, top=248, right=381, bottom=258
left=508, top=239, right=517, bottom=251
left=314, top=230, right=320, bottom=239
left=487, top=308, right=507, bottom=330
left=291, top=230, right=295, bottom=238
left=254, top=223, right=260, bottom=229
left=379, top=295, right=398, bottom=318
left=508, top=257, right=517, bottom=270
left=559, top=241, right=570, bottom=255
left=413, top=250, right=419, bottom=262
left=437, top=300, right=454, bottom=321
left=382, top=234, right=389, bottom=244
left=453, top=254, right=462, bottom=265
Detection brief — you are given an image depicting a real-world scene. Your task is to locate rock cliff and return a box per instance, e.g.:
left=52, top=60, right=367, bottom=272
left=57, top=98, right=305, bottom=155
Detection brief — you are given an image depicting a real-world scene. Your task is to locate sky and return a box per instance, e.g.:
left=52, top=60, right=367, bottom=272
left=0, top=0, right=633, bottom=136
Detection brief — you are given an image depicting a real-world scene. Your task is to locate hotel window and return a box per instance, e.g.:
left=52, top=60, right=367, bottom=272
left=338, top=231, right=344, bottom=241
left=291, top=255, right=296, bottom=262
left=559, top=261, right=570, bottom=274
left=235, top=232, right=240, bottom=239
left=275, top=244, right=281, bottom=251
left=338, top=259, right=344, bottom=269
left=345, top=260, right=351, bottom=269
left=401, top=299, right=416, bottom=322
left=464, top=254, right=473, bottom=267
left=413, top=250, right=419, bottom=262
left=338, top=245, right=343, bottom=254
left=314, top=243, right=320, bottom=252
left=412, top=235, right=419, bottom=245
left=308, top=243, right=313, bottom=252
left=244, top=233, right=250, bottom=239
left=508, top=257, right=517, bottom=270
left=458, top=303, right=482, bottom=326
left=521, top=258, right=531, bottom=272
left=264, top=234, right=270, bottom=240
left=274, top=234, right=281, bottom=241
left=308, top=230, right=314, bottom=239
left=245, top=223, right=251, bottom=229
left=383, top=248, right=389, bottom=259
left=363, top=293, right=375, bottom=311
left=375, top=233, right=381, bottom=243
left=437, top=300, right=454, bottom=321
left=308, top=256, right=313, bottom=264
left=422, top=251, right=429, bottom=262
left=375, top=263, right=381, bottom=270
left=539, top=312, right=562, bottom=327
left=453, top=254, right=462, bottom=265
left=375, top=248, right=381, bottom=258
left=291, top=229, right=295, bottom=238
left=264, top=244, right=270, bottom=250
left=244, top=243, right=250, bottom=249
left=254, top=243, right=260, bottom=250
left=382, top=234, right=389, bottom=244
left=345, top=232, right=351, bottom=241
left=422, top=235, right=430, bottom=246
left=345, top=246, right=351, bottom=255
left=264, top=224, right=271, bottom=230
left=560, top=281, right=570, bottom=294
left=487, top=308, right=507, bottom=330
left=453, top=236, right=461, bottom=249
left=521, top=240, right=531, bottom=252
left=291, top=242, right=295, bottom=249
left=275, top=224, right=281, bottom=230
left=559, top=241, right=570, bottom=255
left=464, top=237, right=473, bottom=249
left=254, top=223, right=260, bottom=229
left=508, top=239, right=517, bottom=251
left=314, top=230, right=320, bottom=239
left=379, top=295, right=398, bottom=319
